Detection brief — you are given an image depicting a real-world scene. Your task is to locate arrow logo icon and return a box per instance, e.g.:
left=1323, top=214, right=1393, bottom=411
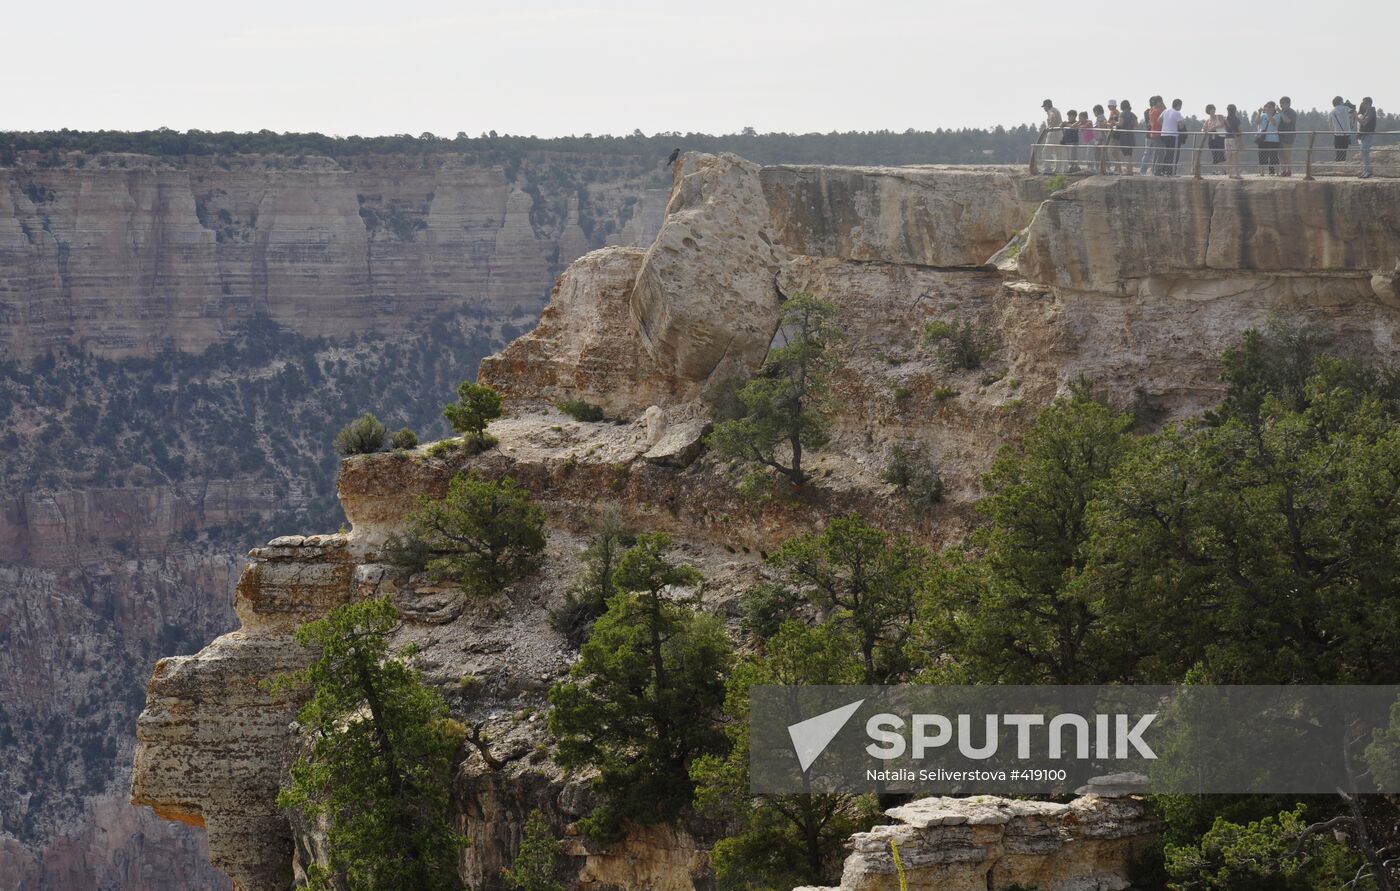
left=787, top=699, right=864, bottom=771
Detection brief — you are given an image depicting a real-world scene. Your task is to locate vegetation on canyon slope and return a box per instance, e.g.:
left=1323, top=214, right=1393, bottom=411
left=273, top=324, right=1400, bottom=890
left=274, top=596, right=467, bottom=891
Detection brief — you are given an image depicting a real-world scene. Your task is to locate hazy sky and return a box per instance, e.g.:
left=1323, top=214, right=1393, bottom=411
left=7, top=0, right=1395, bottom=137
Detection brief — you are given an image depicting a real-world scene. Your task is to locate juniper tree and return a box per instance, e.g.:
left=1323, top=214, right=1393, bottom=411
left=274, top=597, right=467, bottom=891
left=335, top=412, right=386, bottom=456
left=547, top=533, right=731, bottom=842
left=708, top=293, right=839, bottom=490
left=408, top=473, right=547, bottom=595
left=692, top=621, right=877, bottom=890
left=443, top=381, right=503, bottom=439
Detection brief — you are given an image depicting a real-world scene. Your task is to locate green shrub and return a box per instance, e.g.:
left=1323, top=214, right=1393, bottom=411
left=407, top=473, right=547, bottom=596
left=443, top=381, right=502, bottom=436
left=555, top=399, right=606, bottom=422
left=334, top=412, right=385, bottom=455
left=390, top=427, right=418, bottom=450
left=922, top=319, right=997, bottom=371
left=881, top=445, right=945, bottom=510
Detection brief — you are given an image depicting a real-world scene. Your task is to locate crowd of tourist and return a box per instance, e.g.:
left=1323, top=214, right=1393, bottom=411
left=1039, top=95, right=1380, bottom=178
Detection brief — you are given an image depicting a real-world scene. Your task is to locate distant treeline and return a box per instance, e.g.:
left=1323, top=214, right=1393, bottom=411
left=3, top=114, right=1394, bottom=168
left=0, top=126, right=1045, bottom=166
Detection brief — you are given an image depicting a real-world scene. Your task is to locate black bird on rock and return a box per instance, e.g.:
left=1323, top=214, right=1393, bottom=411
left=666, top=148, right=680, bottom=166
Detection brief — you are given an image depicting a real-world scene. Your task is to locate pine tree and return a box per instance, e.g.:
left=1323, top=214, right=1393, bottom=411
left=502, top=810, right=565, bottom=891
left=708, top=293, right=839, bottom=491
left=548, top=533, right=732, bottom=842
left=274, top=597, right=467, bottom=891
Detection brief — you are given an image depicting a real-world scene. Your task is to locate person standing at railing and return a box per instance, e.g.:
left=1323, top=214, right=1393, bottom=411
left=1042, top=100, right=1063, bottom=173
left=1158, top=99, right=1183, bottom=176
left=1092, top=105, right=1108, bottom=169
left=1278, top=97, right=1297, bottom=177
left=1256, top=101, right=1281, bottom=175
left=1357, top=97, right=1377, bottom=178
left=1204, top=105, right=1225, bottom=173
left=1078, top=111, right=1096, bottom=169
left=1329, top=96, right=1355, bottom=161
left=1063, top=109, right=1081, bottom=173
left=1140, top=97, right=1163, bottom=175
left=1224, top=104, right=1243, bottom=179
left=1114, top=100, right=1138, bottom=175
left=1172, top=99, right=1188, bottom=174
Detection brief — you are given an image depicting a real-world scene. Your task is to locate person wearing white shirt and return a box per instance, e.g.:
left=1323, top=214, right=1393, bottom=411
left=1329, top=96, right=1355, bottom=161
left=1158, top=103, right=1184, bottom=175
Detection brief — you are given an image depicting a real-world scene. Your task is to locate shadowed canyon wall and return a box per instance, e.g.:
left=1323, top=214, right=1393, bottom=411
left=0, top=149, right=668, bottom=891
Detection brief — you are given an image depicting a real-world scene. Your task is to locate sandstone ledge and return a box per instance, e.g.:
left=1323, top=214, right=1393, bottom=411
left=836, top=794, right=1158, bottom=891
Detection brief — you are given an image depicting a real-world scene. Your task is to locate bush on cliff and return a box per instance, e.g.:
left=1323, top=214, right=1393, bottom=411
left=692, top=621, right=878, bottom=891
left=390, top=427, right=419, bottom=450
left=762, top=514, right=928, bottom=684
left=406, top=473, right=547, bottom=595
left=273, top=596, right=467, bottom=891
left=549, top=509, right=635, bottom=646
left=922, top=317, right=997, bottom=372
left=554, top=399, right=606, bottom=423
left=443, top=380, right=502, bottom=445
left=548, top=533, right=732, bottom=843
left=334, top=412, right=386, bottom=456
left=708, top=293, right=839, bottom=492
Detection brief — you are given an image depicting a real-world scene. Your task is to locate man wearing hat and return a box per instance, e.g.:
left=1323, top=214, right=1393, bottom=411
left=1042, top=99, right=1063, bottom=172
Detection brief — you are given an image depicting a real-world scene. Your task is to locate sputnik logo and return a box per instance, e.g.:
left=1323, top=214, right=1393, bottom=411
left=787, top=699, right=864, bottom=771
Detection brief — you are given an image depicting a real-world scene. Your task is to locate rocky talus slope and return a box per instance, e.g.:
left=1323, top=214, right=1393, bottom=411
left=0, top=150, right=668, bottom=891
left=132, top=155, right=1400, bottom=890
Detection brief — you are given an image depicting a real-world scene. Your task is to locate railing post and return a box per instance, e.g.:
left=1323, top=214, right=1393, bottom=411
left=1304, top=131, right=1316, bottom=180
left=1193, top=131, right=1204, bottom=179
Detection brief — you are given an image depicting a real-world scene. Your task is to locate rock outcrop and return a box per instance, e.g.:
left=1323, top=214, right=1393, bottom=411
left=1019, top=177, right=1400, bottom=305
left=484, top=155, right=1044, bottom=418
left=131, top=158, right=1400, bottom=891
left=760, top=164, right=1045, bottom=267
left=825, top=794, right=1157, bottom=891
left=631, top=154, right=789, bottom=398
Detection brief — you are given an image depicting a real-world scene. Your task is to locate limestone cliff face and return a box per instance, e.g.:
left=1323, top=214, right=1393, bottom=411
left=1019, top=177, right=1400, bottom=306
left=0, top=152, right=668, bottom=361
left=132, top=159, right=1400, bottom=891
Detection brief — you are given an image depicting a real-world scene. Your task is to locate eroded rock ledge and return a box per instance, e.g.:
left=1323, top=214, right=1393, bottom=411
left=803, top=794, right=1157, bottom=891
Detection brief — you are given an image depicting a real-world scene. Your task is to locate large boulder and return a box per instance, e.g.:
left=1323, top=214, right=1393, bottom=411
left=478, top=246, right=683, bottom=417
left=834, top=794, right=1158, bottom=891
left=630, top=153, right=788, bottom=400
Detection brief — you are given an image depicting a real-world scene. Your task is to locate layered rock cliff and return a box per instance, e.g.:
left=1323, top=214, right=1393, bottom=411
left=0, top=149, right=670, bottom=891
left=130, top=155, right=1400, bottom=891
left=0, top=152, right=670, bottom=361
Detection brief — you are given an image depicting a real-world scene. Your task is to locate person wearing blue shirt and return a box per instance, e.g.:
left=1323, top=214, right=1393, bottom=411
left=1256, top=101, right=1281, bottom=176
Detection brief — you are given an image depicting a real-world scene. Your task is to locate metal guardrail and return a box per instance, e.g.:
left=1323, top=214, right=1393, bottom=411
left=1030, top=126, right=1397, bottom=179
